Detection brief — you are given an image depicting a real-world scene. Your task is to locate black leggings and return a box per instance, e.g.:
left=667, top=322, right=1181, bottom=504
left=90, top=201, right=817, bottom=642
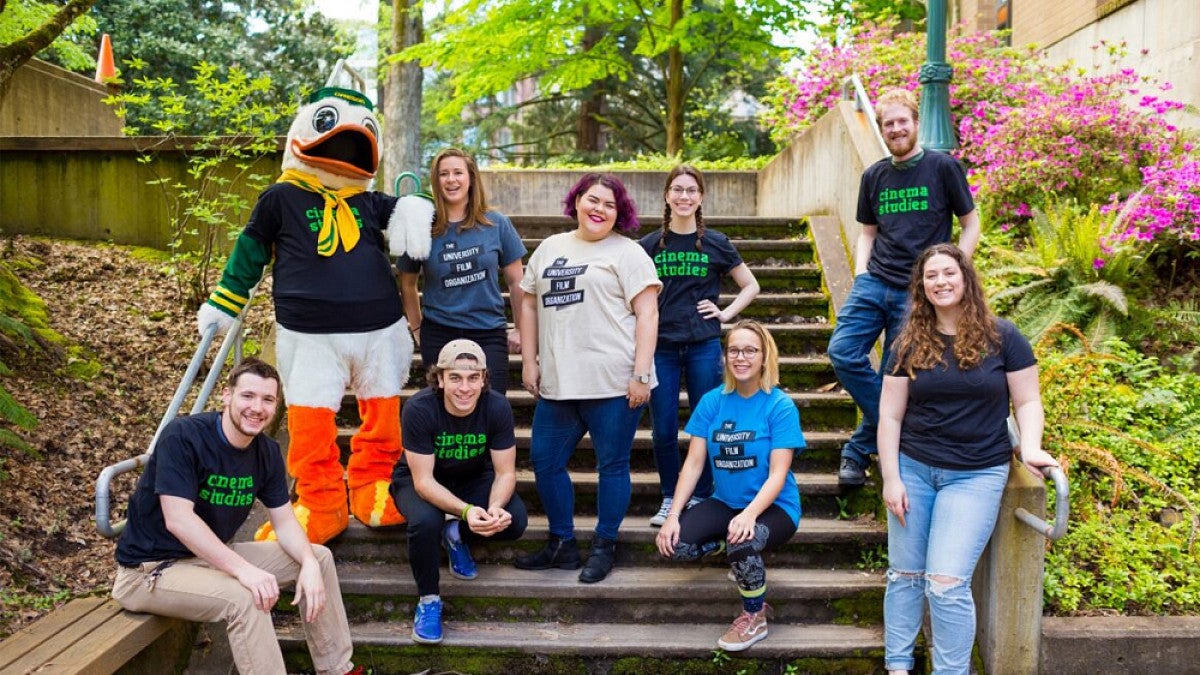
left=669, top=498, right=796, bottom=593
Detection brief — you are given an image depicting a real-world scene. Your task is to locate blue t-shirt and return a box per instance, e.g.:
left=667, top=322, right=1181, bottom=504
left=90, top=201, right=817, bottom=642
left=684, top=387, right=805, bottom=527
left=115, top=412, right=289, bottom=566
left=638, top=228, right=744, bottom=344
left=884, top=318, right=1037, bottom=470
left=857, top=150, right=975, bottom=289
left=396, top=211, right=526, bottom=330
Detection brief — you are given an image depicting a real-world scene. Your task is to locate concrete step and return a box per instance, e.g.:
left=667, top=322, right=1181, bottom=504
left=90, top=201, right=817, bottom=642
left=322, top=562, right=883, bottom=624
left=336, top=388, right=857, bottom=432
left=507, top=215, right=809, bottom=241
left=279, top=619, right=885, bottom=674
left=327, top=515, right=887, bottom=568
left=407, top=352, right=840, bottom=391
left=519, top=237, right=816, bottom=266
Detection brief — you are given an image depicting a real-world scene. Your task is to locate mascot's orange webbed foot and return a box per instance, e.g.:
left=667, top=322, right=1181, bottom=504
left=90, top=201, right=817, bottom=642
left=254, top=501, right=350, bottom=545
left=349, top=480, right=404, bottom=528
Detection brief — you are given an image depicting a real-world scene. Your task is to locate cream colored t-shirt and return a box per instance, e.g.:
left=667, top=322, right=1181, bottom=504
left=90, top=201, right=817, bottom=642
left=520, top=231, right=662, bottom=399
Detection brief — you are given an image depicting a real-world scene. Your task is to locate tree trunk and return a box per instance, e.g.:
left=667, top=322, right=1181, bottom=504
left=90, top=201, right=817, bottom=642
left=0, top=0, right=99, bottom=91
left=664, top=0, right=684, bottom=156
left=575, top=26, right=604, bottom=153
left=383, top=0, right=424, bottom=191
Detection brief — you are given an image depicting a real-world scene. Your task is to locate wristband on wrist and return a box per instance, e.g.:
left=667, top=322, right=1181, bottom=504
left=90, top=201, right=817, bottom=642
left=665, top=512, right=679, bottom=520
left=460, top=504, right=474, bottom=521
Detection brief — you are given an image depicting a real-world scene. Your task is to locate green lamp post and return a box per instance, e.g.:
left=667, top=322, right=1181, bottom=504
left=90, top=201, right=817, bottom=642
left=919, top=0, right=957, bottom=151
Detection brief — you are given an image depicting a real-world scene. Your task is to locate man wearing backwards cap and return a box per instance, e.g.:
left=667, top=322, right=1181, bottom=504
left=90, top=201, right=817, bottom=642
left=389, top=339, right=528, bottom=644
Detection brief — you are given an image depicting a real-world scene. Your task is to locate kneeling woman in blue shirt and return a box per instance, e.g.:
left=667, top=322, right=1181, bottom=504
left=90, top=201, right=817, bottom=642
left=655, top=319, right=805, bottom=652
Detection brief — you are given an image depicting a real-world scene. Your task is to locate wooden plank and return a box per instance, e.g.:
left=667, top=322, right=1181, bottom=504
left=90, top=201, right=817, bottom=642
left=35, top=606, right=179, bottom=675
left=0, top=600, right=124, bottom=674
left=0, top=597, right=107, bottom=671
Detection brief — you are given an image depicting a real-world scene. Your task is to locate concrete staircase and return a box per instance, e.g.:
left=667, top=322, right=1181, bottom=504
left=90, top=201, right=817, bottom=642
left=278, top=216, right=890, bottom=674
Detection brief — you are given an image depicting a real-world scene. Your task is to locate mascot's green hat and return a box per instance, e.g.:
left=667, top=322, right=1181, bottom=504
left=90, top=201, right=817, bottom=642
left=307, top=87, right=374, bottom=111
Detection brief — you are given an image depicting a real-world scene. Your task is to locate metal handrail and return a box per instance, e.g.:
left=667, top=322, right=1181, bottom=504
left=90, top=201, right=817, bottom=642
left=95, top=299, right=254, bottom=539
left=1007, top=417, right=1070, bottom=542
left=324, top=59, right=367, bottom=93
left=842, top=74, right=888, bottom=159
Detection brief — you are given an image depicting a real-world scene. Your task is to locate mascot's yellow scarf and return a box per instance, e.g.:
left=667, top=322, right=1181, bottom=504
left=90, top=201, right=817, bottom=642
left=277, top=169, right=366, bottom=256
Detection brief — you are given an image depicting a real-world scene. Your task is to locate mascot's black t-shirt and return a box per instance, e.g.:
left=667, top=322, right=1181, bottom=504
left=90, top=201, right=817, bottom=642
left=115, top=412, right=289, bottom=566
left=857, top=150, right=975, bottom=289
left=392, top=388, right=516, bottom=485
left=638, top=229, right=743, bottom=344
left=246, top=183, right=403, bottom=333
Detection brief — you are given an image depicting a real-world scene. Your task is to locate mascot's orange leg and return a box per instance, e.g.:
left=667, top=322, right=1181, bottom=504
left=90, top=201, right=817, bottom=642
left=255, top=405, right=349, bottom=544
left=347, top=396, right=405, bottom=528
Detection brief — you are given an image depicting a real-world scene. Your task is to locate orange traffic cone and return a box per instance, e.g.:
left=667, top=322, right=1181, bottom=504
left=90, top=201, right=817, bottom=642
left=94, top=34, right=116, bottom=82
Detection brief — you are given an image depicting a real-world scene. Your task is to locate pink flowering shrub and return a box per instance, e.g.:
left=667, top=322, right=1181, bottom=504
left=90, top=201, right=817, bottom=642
left=763, top=20, right=1194, bottom=253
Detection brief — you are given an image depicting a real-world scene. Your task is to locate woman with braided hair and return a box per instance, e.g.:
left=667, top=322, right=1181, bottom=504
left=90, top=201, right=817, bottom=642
left=639, top=165, right=760, bottom=526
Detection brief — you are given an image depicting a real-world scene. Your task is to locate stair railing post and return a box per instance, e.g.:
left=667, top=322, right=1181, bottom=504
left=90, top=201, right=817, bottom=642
left=972, top=456, right=1046, bottom=674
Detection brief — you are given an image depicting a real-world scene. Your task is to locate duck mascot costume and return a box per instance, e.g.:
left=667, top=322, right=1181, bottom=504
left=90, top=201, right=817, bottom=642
left=197, top=87, right=434, bottom=544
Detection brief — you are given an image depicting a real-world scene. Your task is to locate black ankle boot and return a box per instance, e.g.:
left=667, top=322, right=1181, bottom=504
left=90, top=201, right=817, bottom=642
left=578, top=537, right=617, bottom=583
left=515, top=536, right=581, bottom=570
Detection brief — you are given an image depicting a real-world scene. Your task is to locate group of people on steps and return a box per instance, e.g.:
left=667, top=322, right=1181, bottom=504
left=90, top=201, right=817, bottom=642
left=112, top=86, right=1060, bottom=674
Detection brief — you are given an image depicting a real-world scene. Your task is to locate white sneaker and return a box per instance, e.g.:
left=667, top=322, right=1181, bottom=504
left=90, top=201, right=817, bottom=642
left=649, top=497, right=674, bottom=527
left=685, top=496, right=705, bottom=510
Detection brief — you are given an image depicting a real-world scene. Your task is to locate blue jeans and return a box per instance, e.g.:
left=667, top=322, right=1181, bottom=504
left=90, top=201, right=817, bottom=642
left=884, top=453, right=1009, bottom=673
left=530, top=396, right=644, bottom=541
left=827, top=273, right=910, bottom=468
left=650, top=338, right=722, bottom=499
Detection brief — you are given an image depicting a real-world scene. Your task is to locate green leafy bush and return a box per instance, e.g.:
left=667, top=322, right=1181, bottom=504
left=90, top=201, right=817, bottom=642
left=1038, top=330, right=1200, bottom=614
left=106, top=60, right=292, bottom=307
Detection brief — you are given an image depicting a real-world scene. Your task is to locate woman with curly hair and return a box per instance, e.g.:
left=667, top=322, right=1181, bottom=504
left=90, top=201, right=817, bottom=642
left=879, top=243, right=1058, bottom=675
left=514, top=173, right=661, bottom=583
left=639, top=165, right=760, bottom=526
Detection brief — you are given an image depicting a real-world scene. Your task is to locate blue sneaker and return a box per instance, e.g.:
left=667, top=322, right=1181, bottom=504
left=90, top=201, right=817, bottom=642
left=412, top=598, right=443, bottom=644
left=443, top=520, right=477, bottom=580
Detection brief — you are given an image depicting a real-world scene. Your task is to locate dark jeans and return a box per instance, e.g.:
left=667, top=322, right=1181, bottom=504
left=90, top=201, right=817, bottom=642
left=392, top=470, right=528, bottom=596
left=650, top=338, right=721, bottom=499
left=530, top=396, right=643, bottom=541
left=418, top=319, right=512, bottom=393
left=668, top=499, right=796, bottom=593
left=827, top=273, right=910, bottom=468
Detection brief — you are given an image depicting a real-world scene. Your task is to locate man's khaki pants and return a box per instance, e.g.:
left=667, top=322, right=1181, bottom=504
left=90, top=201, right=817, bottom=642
left=112, top=542, right=352, bottom=675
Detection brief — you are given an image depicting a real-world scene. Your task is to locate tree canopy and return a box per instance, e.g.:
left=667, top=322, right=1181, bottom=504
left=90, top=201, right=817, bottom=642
left=0, top=0, right=98, bottom=89
left=71, top=0, right=355, bottom=134
left=398, top=0, right=809, bottom=159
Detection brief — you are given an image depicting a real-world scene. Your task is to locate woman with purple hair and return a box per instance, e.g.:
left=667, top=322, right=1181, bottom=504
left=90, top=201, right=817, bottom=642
left=514, top=174, right=662, bottom=583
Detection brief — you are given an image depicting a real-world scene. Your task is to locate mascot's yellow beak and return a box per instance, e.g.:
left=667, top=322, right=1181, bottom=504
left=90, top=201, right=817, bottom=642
left=289, top=124, right=379, bottom=180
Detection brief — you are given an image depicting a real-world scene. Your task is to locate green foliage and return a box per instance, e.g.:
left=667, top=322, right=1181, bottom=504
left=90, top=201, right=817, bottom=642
left=71, top=0, right=353, bottom=135
left=1037, top=329, right=1200, bottom=614
left=0, top=261, right=54, bottom=458
left=985, top=200, right=1147, bottom=345
left=1, top=0, right=98, bottom=73
left=106, top=61, right=290, bottom=307
left=400, top=0, right=801, bottom=160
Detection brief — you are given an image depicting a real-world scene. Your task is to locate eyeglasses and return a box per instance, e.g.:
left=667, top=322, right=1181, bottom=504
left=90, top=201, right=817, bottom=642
left=668, top=186, right=700, bottom=196
left=726, top=347, right=761, bottom=359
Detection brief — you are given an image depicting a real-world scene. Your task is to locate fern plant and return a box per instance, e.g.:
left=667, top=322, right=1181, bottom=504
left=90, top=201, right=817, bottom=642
left=988, top=200, right=1147, bottom=345
left=0, top=261, right=53, bottom=458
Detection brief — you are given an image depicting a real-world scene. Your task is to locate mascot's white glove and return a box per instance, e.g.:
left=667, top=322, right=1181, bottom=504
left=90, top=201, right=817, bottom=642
left=196, top=302, right=236, bottom=337
left=388, top=194, right=434, bottom=261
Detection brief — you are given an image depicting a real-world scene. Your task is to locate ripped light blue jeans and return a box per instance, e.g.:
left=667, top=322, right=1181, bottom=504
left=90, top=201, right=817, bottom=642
left=884, top=452, right=1009, bottom=674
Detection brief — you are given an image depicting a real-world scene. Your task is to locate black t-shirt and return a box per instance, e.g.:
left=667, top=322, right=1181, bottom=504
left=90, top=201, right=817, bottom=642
left=638, top=229, right=743, bottom=344
left=393, top=388, right=516, bottom=485
left=115, top=412, right=289, bottom=566
left=885, top=319, right=1037, bottom=471
left=858, top=150, right=975, bottom=289
left=245, top=183, right=403, bottom=333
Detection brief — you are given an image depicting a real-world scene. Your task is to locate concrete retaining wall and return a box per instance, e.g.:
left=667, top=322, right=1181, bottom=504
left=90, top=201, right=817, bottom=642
left=0, top=137, right=279, bottom=248
left=479, top=169, right=758, bottom=218
left=1041, top=616, right=1200, bottom=673
left=0, top=59, right=123, bottom=137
